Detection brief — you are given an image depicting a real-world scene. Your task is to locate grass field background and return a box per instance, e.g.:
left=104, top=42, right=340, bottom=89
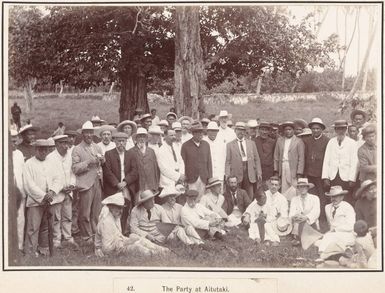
left=7, top=92, right=349, bottom=268
left=8, top=92, right=350, bottom=138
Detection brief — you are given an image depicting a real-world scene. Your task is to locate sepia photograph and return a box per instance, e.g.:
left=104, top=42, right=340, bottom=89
left=2, top=0, right=382, bottom=274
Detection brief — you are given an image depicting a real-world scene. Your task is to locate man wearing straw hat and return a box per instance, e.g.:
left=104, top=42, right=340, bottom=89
left=159, top=185, right=203, bottom=245
left=216, top=110, right=236, bottom=144
left=178, top=115, right=193, bottom=143
left=200, top=178, right=228, bottom=219
left=103, top=132, right=139, bottom=233
left=72, top=121, right=105, bottom=244
left=23, top=139, right=62, bottom=256
left=289, top=178, right=320, bottom=246
left=130, top=190, right=168, bottom=244
left=95, top=192, right=168, bottom=257
left=116, top=120, right=137, bottom=150
left=322, top=120, right=358, bottom=205
left=147, top=125, right=164, bottom=154
left=17, top=124, right=40, bottom=161
left=156, top=129, right=185, bottom=188
left=96, top=125, right=116, bottom=155
left=46, top=135, right=79, bottom=250
left=316, top=186, right=356, bottom=260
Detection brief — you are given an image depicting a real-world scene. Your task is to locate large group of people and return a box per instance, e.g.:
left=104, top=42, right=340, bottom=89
left=10, top=106, right=378, bottom=268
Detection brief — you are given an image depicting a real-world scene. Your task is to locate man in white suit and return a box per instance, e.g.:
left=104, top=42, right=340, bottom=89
left=156, top=129, right=185, bottom=188
left=322, top=120, right=358, bottom=205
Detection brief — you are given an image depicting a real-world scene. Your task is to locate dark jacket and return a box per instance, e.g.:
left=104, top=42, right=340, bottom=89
left=253, top=136, right=276, bottom=181
left=222, top=188, right=252, bottom=215
left=102, top=148, right=138, bottom=198
left=181, top=139, right=212, bottom=184
left=303, top=134, right=329, bottom=178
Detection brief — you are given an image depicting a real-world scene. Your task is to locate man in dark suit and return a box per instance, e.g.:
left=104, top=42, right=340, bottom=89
left=102, top=132, right=139, bottom=233
left=225, top=122, right=262, bottom=199
left=253, top=122, right=276, bottom=183
left=222, top=175, right=252, bottom=216
left=181, top=121, right=212, bottom=199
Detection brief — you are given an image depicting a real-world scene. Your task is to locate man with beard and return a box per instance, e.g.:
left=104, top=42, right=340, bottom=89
left=96, top=125, right=116, bottom=155
left=72, top=121, right=105, bottom=244
left=17, top=124, right=40, bottom=161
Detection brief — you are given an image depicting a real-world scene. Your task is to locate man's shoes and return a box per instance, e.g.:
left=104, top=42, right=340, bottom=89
left=213, top=231, right=224, bottom=240
left=263, top=240, right=271, bottom=247
left=63, top=239, right=80, bottom=251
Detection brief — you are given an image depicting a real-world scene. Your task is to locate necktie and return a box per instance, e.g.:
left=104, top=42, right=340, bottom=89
left=147, top=209, right=151, bottom=220
left=232, top=192, right=237, bottom=206
left=170, top=144, right=177, bottom=162
left=239, top=140, right=246, bottom=157
left=332, top=206, right=338, bottom=218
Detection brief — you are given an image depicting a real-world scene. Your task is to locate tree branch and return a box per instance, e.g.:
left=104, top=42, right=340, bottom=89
left=132, top=7, right=141, bottom=35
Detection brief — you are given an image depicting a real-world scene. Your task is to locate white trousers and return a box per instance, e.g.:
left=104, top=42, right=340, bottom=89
left=248, top=221, right=280, bottom=242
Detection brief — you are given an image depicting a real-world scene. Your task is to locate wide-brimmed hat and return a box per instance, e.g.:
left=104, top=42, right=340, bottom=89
left=117, top=120, right=137, bottom=133
left=171, top=122, right=182, bottom=131
left=356, top=180, right=376, bottom=199
left=185, top=189, right=199, bottom=198
left=32, top=139, right=51, bottom=147
left=64, top=130, right=79, bottom=137
left=18, top=124, right=40, bottom=135
left=247, top=119, right=259, bottom=128
left=272, top=217, right=293, bottom=236
left=148, top=125, right=163, bottom=135
left=158, top=120, right=169, bottom=127
left=350, top=109, right=367, bottom=121
left=47, top=137, right=55, bottom=146
left=166, top=112, right=177, bottom=120
left=52, top=135, right=69, bottom=142
left=301, top=223, right=323, bottom=250
left=270, top=122, right=279, bottom=130
left=190, top=121, right=204, bottom=132
left=102, top=192, right=125, bottom=207
left=332, top=120, right=348, bottom=129
left=137, top=189, right=160, bottom=205
left=97, top=125, right=116, bottom=138
left=308, top=117, right=326, bottom=130
left=112, top=132, right=129, bottom=139
left=297, top=128, right=312, bottom=137
left=279, top=121, right=295, bottom=130
left=293, top=119, right=307, bottom=129
left=259, top=121, right=272, bottom=129
left=81, top=121, right=94, bottom=131
left=159, top=184, right=185, bottom=199
left=218, top=110, right=229, bottom=118
left=361, top=124, right=376, bottom=138
left=206, top=177, right=222, bottom=189
left=91, top=115, right=105, bottom=123
left=295, top=178, right=315, bottom=189
left=207, top=121, right=219, bottom=131
left=325, top=186, right=348, bottom=197
left=140, top=113, right=152, bottom=121
left=132, top=127, right=149, bottom=140
left=201, top=118, right=210, bottom=125
left=234, top=121, right=246, bottom=130
left=178, top=116, right=194, bottom=124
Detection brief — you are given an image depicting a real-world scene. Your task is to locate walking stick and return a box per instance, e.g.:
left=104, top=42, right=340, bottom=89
left=44, top=202, right=54, bottom=257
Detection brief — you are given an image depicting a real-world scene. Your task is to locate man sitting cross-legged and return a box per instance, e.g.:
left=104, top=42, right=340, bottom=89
left=159, top=185, right=203, bottom=245
left=181, top=190, right=226, bottom=240
left=95, top=192, right=168, bottom=257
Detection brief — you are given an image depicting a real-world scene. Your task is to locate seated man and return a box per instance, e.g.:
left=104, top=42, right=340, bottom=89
left=181, top=190, right=226, bottom=240
left=355, top=180, right=376, bottom=229
left=200, top=178, right=228, bottom=219
left=316, top=186, right=356, bottom=260
left=95, top=192, right=168, bottom=257
left=130, top=190, right=168, bottom=244
left=289, top=178, right=320, bottom=245
left=242, top=189, right=281, bottom=246
left=159, top=185, right=203, bottom=245
left=265, top=176, right=289, bottom=219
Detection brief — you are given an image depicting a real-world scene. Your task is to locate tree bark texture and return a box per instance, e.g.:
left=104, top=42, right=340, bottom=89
left=24, top=77, right=36, bottom=113
left=174, top=6, right=206, bottom=119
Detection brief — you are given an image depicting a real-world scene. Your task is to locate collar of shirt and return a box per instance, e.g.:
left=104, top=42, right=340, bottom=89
left=193, top=140, right=200, bottom=147
left=313, top=134, right=323, bottom=140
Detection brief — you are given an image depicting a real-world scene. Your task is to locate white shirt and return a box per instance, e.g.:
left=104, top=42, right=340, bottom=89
left=181, top=203, right=220, bottom=230
left=237, top=138, right=247, bottom=162
left=118, top=150, right=125, bottom=182
left=13, top=149, right=26, bottom=198
left=46, top=149, right=76, bottom=203
left=152, top=116, right=160, bottom=126
left=199, top=191, right=226, bottom=218
left=162, top=203, right=183, bottom=225
left=204, top=137, right=226, bottom=179
left=322, top=136, right=358, bottom=182
left=23, top=157, right=62, bottom=207
left=217, top=126, right=236, bottom=145
left=181, top=133, right=193, bottom=144
left=125, top=137, right=135, bottom=150
left=283, top=137, right=293, bottom=161
left=289, top=193, right=320, bottom=225
left=265, top=190, right=288, bottom=218
left=97, top=141, right=116, bottom=155
left=243, top=199, right=276, bottom=223
left=156, top=142, right=185, bottom=187
left=325, top=201, right=355, bottom=232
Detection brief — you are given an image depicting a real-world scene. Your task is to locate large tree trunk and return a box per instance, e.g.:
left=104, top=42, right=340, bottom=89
left=174, top=6, right=205, bottom=119
left=24, top=77, right=36, bottom=112
left=119, top=72, right=149, bottom=121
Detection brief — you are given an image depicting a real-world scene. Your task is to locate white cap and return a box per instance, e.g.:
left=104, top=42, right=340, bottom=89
left=159, top=184, right=185, bottom=198
left=218, top=110, right=229, bottom=117
left=47, top=137, right=55, bottom=146
left=172, top=122, right=182, bottom=130
left=101, top=192, right=125, bottom=206
left=81, top=121, right=94, bottom=130
left=148, top=125, right=163, bottom=135
left=247, top=119, right=259, bottom=128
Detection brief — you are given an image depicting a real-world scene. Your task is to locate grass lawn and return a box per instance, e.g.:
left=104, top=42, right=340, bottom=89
left=10, top=226, right=319, bottom=268
left=8, top=93, right=350, bottom=138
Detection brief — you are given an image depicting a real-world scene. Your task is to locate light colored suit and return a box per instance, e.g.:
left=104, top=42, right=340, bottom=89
left=274, top=135, right=305, bottom=177
left=225, top=139, right=262, bottom=183
left=156, top=142, right=185, bottom=187
left=289, top=193, right=320, bottom=226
